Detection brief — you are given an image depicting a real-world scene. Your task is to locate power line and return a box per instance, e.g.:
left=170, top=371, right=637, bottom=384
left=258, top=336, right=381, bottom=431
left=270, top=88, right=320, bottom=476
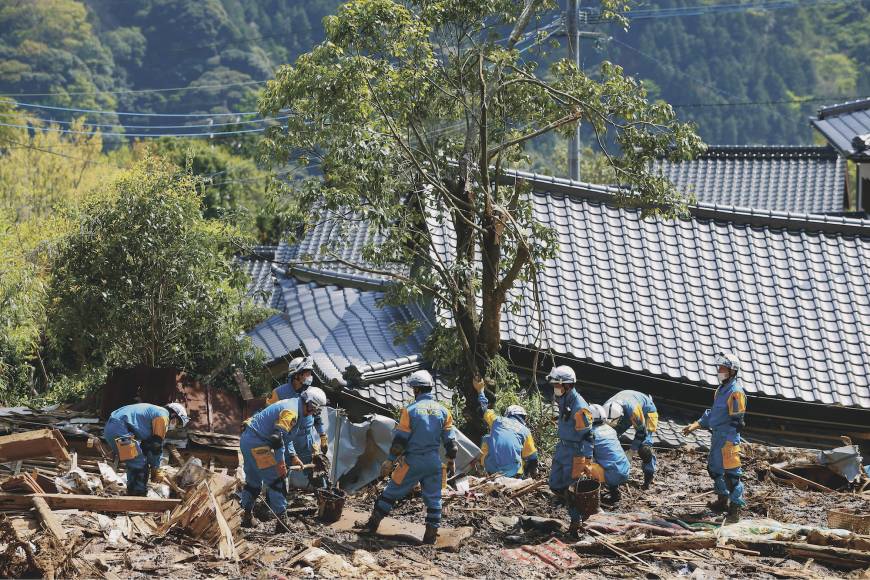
left=0, top=79, right=268, bottom=98
left=0, top=112, right=290, bottom=130
left=4, top=99, right=263, bottom=118
left=672, top=95, right=869, bottom=108
left=0, top=121, right=267, bottom=139
left=580, top=0, right=847, bottom=24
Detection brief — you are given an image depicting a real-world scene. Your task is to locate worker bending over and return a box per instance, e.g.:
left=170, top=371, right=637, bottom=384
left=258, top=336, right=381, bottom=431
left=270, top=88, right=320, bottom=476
left=239, top=387, right=328, bottom=532
left=588, top=404, right=631, bottom=504
left=267, top=356, right=329, bottom=456
left=683, top=352, right=747, bottom=523
left=602, top=390, right=659, bottom=489
left=474, top=379, right=538, bottom=478
left=365, top=370, right=457, bottom=544
left=103, top=402, right=189, bottom=496
left=546, top=365, right=595, bottom=537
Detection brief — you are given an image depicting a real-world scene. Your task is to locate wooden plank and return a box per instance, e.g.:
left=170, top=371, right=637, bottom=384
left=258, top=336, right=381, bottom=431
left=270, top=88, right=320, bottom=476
left=769, top=465, right=836, bottom=493
left=0, top=492, right=180, bottom=513
left=0, top=430, right=70, bottom=462
left=31, top=496, right=68, bottom=541
left=331, top=509, right=474, bottom=552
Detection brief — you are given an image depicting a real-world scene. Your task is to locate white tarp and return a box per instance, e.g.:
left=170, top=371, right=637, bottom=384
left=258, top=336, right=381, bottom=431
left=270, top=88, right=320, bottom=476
left=288, top=408, right=480, bottom=492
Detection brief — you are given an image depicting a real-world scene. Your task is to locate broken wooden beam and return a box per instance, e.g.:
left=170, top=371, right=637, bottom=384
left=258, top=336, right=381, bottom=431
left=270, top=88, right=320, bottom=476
left=730, top=539, right=870, bottom=570
left=574, top=533, right=717, bottom=555
left=0, top=429, right=70, bottom=462
left=0, top=493, right=180, bottom=513
left=769, top=465, right=836, bottom=493
left=31, top=496, right=67, bottom=541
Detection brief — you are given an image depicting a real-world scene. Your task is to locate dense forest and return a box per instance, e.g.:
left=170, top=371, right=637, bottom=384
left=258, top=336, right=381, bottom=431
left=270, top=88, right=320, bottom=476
left=0, top=0, right=866, bottom=145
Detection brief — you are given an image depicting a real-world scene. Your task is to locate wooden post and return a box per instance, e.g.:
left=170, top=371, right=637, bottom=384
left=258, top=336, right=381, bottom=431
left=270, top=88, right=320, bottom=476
left=31, top=496, right=68, bottom=541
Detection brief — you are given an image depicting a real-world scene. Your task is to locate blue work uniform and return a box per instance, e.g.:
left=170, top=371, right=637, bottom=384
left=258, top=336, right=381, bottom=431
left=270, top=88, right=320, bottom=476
left=478, top=393, right=538, bottom=477
left=696, top=377, right=747, bottom=507
left=239, top=400, right=300, bottom=516
left=590, top=423, right=630, bottom=489
left=267, top=382, right=325, bottom=460
left=376, top=393, right=456, bottom=529
left=548, top=389, right=594, bottom=524
left=606, top=390, right=659, bottom=479
left=103, top=403, right=170, bottom=496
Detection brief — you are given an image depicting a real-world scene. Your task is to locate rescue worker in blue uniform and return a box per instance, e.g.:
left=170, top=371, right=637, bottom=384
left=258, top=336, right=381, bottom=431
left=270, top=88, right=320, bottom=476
left=239, top=387, right=328, bottom=532
left=546, top=365, right=595, bottom=536
left=103, top=402, right=189, bottom=496
left=683, top=352, right=748, bottom=522
left=365, top=370, right=457, bottom=545
left=588, top=404, right=631, bottom=504
left=474, top=379, right=538, bottom=478
left=602, top=390, right=659, bottom=489
left=266, top=357, right=329, bottom=458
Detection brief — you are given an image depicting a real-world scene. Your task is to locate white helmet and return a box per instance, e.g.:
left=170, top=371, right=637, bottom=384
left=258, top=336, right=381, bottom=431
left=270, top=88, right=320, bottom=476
left=301, top=386, right=327, bottom=409
left=287, top=356, right=314, bottom=378
left=714, top=351, right=741, bottom=373
left=505, top=405, right=528, bottom=420
left=165, top=402, right=190, bottom=428
left=546, top=365, right=576, bottom=384
left=603, top=400, right=625, bottom=426
left=588, top=404, right=606, bottom=423
left=407, top=370, right=435, bottom=389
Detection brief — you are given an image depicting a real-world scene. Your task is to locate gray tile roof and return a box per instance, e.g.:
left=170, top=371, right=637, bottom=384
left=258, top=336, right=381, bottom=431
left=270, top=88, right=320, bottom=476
left=236, top=246, right=283, bottom=309
left=652, top=146, right=845, bottom=214
left=811, top=99, right=870, bottom=161
left=274, top=210, right=409, bottom=285
left=247, top=277, right=435, bottom=408
left=430, top=170, right=870, bottom=410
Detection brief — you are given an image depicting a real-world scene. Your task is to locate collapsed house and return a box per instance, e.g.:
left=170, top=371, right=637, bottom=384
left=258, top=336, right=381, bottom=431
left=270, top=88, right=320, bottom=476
left=241, top=167, right=870, bottom=449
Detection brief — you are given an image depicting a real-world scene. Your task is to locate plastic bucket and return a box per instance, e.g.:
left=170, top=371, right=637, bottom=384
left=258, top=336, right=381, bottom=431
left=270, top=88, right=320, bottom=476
left=572, top=479, right=600, bottom=519
left=316, top=488, right=347, bottom=523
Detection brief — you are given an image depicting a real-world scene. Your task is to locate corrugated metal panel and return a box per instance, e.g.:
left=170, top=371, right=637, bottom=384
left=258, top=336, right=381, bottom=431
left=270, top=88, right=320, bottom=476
left=652, top=146, right=845, bottom=213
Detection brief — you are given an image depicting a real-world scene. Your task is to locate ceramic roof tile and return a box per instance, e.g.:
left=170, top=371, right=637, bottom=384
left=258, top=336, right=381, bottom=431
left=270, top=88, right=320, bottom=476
left=811, top=99, right=870, bottom=161
left=247, top=278, right=431, bottom=382
left=235, top=246, right=283, bottom=309
left=653, top=146, right=846, bottom=214
left=428, top=174, right=870, bottom=410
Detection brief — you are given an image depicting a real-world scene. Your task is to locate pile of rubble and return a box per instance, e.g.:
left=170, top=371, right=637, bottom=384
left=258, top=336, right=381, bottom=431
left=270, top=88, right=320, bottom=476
left=0, top=408, right=868, bottom=579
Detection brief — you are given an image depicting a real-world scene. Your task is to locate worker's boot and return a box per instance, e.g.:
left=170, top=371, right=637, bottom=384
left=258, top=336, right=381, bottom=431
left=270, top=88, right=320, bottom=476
left=726, top=503, right=742, bottom=523
left=422, top=524, right=438, bottom=545
left=273, top=513, right=291, bottom=534
left=566, top=521, right=581, bottom=539
left=365, top=507, right=386, bottom=534
left=607, top=486, right=621, bottom=504
left=707, top=495, right=729, bottom=513
left=240, top=509, right=255, bottom=528
left=642, top=472, right=654, bottom=491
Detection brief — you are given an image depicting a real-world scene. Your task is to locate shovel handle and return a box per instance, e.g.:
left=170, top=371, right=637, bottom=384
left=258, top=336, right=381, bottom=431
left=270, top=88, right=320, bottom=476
left=289, top=463, right=315, bottom=471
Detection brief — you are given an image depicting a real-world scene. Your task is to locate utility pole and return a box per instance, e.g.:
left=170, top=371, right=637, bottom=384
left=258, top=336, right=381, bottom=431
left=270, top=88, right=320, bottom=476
left=566, top=0, right=581, bottom=181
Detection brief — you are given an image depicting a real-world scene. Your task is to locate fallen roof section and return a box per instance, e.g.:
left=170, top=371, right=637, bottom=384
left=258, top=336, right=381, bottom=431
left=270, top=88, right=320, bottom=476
left=651, top=146, right=845, bottom=214
left=811, top=98, right=870, bottom=161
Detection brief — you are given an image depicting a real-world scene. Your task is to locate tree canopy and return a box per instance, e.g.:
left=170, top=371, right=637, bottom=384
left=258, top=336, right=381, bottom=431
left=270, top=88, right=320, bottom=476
left=260, top=0, right=703, bottom=433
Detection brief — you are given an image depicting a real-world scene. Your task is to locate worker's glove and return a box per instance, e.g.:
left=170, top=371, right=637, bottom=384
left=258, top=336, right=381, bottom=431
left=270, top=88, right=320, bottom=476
left=446, top=459, right=456, bottom=479
left=682, top=421, right=701, bottom=436
left=320, top=433, right=329, bottom=454
left=276, top=461, right=288, bottom=477
left=289, top=455, right=304, bottom=469
left=150, top=467, right=165, bottom=482
left=473, top=376, right=485, bottom=393
left=576, top=456, right=594, bottom=478
left=380, top=460, right=395, bottom=479
left=269, top=434, right=283, bottom=450
left=626, top=448, right=637, bottom=459
left=525, top=458, right=539, bottom=480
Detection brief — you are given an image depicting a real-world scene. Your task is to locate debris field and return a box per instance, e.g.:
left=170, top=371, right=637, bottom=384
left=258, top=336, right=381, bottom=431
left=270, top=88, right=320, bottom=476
left=0, top=406, right=868, bottom=579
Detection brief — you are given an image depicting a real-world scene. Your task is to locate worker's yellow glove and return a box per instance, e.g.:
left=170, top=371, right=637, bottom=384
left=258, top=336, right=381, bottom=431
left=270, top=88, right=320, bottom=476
left=472, top=376, right=485, bottom=393
left=380, top=459, right=395, bottom=479
left=682, top=421, right=701, bottom=436
left=289, top=455, right=304, bottom=469
left=150, top=467, right=165, bottom=482
left=320, top=433, right=329, bottom=454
